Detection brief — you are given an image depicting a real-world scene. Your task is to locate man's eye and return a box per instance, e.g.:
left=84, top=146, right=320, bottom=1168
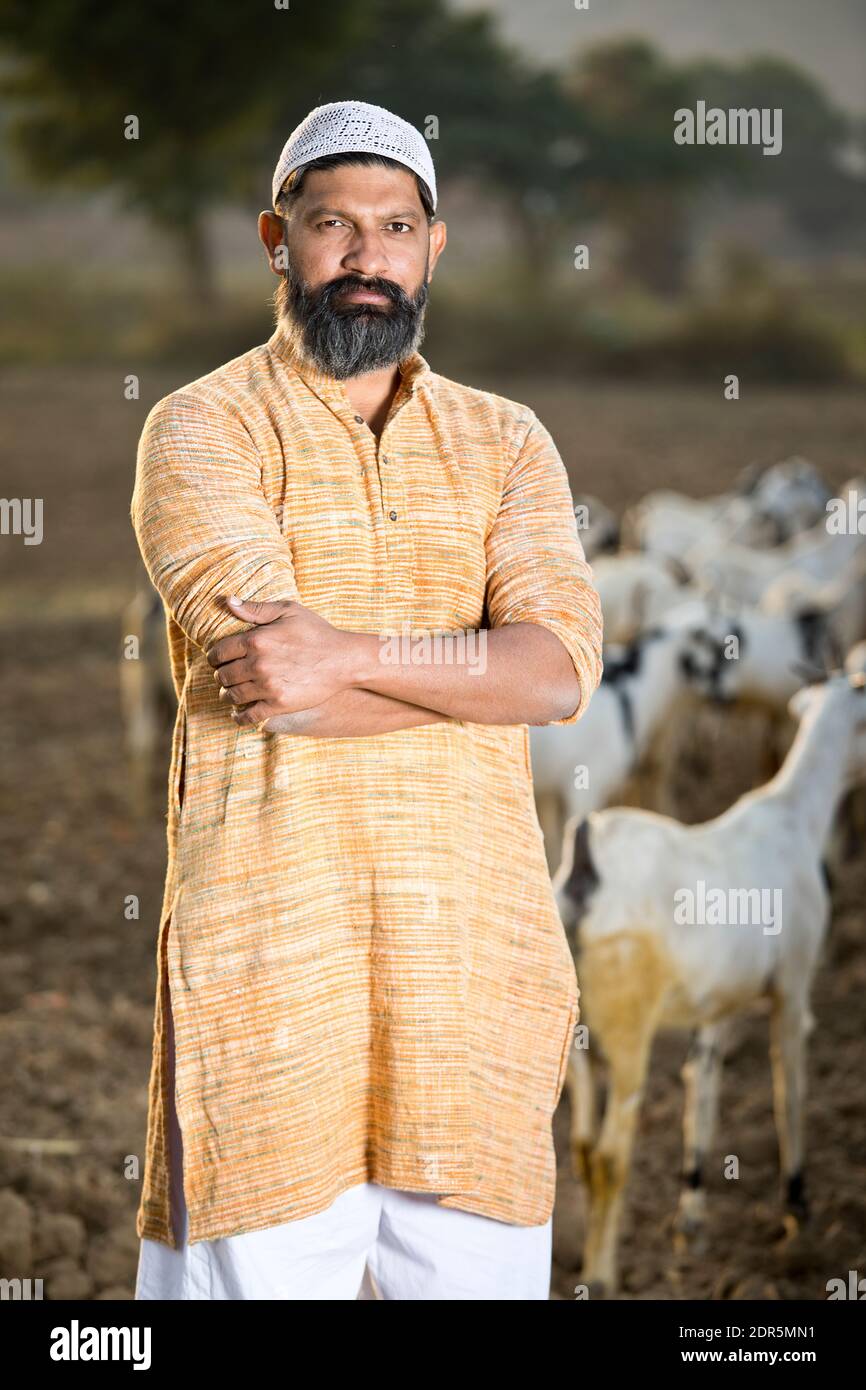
left=318, top=219, right=346, bottom=229
left=387, top=222, right=412, bottom=233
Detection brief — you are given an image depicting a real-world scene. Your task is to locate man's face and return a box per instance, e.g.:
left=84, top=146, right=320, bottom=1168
left=262, top=163, right=446, bottom=379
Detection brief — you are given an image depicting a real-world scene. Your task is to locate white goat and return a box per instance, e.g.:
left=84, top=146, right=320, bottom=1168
left=829, top=641, right=866, bottom=867
left=623, top=489, right=752, bottom=563
left=688, top=478, right=866, bottom=605
left=737, top=455, right=831, bottom=543
left=761, top=548, right=866, bottom=657
left=590, top=551, right=692, bottom=644
left=553, top=670, right=866, bottom=1296
left=624, top=457, right=830, bottom=560
left=572, top=494, right=620, bottom=560
left=530, top=604, right=709, bottom=869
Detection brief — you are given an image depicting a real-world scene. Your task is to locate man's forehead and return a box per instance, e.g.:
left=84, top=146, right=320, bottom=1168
left=295, top=163, right=425, bottom=215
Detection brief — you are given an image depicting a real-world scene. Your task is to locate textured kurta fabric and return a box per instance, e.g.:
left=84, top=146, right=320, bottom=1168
left=130, top=323, right=603, bottom=1248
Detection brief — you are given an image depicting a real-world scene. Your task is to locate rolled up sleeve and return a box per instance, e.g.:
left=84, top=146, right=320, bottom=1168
left=484, top=412, right=604, bottom=724
left=130, top=390, right=302, bottom=654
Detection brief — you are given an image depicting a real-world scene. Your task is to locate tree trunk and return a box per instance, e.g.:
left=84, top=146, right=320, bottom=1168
left=175, top=214, right=219, bottom=309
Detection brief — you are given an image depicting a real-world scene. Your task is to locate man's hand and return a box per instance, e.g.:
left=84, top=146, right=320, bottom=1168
left=206, top=595, right=355, bottom=729
left=207, top=595, right=584, bottom=732
left=240, top=688, right=452, bottom=738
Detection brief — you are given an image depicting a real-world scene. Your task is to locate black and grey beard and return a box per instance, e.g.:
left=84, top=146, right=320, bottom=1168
left=275, top=261, right=429, bottom=379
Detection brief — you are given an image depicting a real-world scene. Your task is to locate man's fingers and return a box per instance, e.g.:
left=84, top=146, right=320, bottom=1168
left=213, top=656, right=258, bottom=687
left=226, top=596, right=294, bottom=623
left=218, top=681, right=260, bottom=707
left=207, top=597, right=298, bottom=667
left=206, top=632, right=249, bottom=668
left=230, top=700, right=274, bottom=728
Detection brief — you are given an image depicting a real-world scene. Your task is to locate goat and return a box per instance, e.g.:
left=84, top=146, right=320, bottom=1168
left=572, top=494, right=620, bottom=560
left=590, top=551, right=692, bottom=644
left=622, top=489, right=753, bottom=563
left=735, top=455, right=831, bottom=544
left=623, top=457, right=831, bottom=561
left=678, top=569, right=866, bottom=784
left=688, top=478, right=866, bottom=606
left=828, top=641, right=866, bottom=868
left=530, top=604, right=710, bottom=870
left=760, top=548, right=866, bottom=657
left=553, top=670, right=866, bottom=1296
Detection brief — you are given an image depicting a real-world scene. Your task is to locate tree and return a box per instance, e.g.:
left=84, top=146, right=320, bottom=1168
left=686, top=55, right=866, bottom=253
left=0, top=0, right=362, bottom=303
left=561, top=40, right=737, bottom=296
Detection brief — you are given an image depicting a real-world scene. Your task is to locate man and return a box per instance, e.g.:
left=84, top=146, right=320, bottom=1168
left=132, top=100, right=603, bottom=1301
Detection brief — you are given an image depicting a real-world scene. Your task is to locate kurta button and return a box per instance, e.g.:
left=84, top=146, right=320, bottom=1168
left=353, top=414, right=364, bottom=424
left=389, top=509, right=398, bottom=521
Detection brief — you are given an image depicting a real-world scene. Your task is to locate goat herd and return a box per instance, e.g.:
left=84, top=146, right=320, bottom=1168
left=533, top=457, right=866, bottom=1294
left=120, top=456, right=866, bottom=1298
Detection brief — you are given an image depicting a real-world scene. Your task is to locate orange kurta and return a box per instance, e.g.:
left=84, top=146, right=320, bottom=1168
left=131, top=324, right=603, bottom=1247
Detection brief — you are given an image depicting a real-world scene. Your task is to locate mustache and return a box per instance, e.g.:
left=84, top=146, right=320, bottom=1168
left=316, top=273, right=412, bottom=310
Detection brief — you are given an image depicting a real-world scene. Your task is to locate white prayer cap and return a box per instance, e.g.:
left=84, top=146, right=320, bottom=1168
left=271, top=100, right=437, bottom=213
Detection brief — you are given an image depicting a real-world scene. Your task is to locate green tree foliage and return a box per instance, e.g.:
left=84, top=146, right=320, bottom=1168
left=561, top=40, right=740, bottom=294
left=0, top=0, right=363, bottom=300
left=686, top=55, right=866, bottom=251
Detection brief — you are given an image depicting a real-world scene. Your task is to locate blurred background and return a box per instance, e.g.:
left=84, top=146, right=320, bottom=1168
left=0, top=0, right=864, bottom=1300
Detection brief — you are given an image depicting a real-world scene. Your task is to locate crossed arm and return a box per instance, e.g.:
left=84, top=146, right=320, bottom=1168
left=131, top=392, right=603, bottom=739
left=204, top=595, right=582, bottom=735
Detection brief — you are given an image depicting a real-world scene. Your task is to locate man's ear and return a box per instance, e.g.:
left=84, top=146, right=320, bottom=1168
left=427, top=218, right=447, bottom=279
left=258, top=211, right=286, bottom=275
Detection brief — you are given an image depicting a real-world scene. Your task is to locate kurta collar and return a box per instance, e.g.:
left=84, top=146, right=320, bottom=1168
left=267, top=320, right=431, bottom=406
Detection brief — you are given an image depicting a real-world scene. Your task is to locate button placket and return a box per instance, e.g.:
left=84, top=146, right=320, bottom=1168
left=377, top=433, right=414, bottom=617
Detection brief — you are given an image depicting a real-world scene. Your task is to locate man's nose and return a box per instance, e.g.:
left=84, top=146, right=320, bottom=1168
left=341, top=229, right=390, bottom=279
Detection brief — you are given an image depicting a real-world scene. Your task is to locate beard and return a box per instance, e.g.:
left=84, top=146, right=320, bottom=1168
left=274, top=258, right=429, bottom=380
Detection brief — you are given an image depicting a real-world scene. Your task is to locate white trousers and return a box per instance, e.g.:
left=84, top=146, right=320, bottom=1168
left=135, top=980, right=553, bottom=1301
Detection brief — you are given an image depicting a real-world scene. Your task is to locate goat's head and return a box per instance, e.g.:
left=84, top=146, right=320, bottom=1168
left=736, top=456, right=831, bottom=542
left=788, top=669, right=866, bottom=787
left=678, top=620, right=747, bottom=704
left=600, top=626, right=667, bottom=687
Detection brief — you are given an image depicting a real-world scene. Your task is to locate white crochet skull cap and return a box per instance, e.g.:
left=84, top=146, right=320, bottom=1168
left=271, top=100, right=437, bottom=213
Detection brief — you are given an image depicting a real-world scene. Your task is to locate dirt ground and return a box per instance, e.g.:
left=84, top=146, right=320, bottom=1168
left=0, top=364, right=863, bottom=1299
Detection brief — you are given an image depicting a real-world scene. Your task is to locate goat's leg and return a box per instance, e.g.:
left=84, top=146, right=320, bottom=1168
left=769, top=992, right=813, bottom=1231
left=580, top=1036, right=655, bottom=1298
left=674, top=1018, right=733, bottom=1247
left=567, top=1041, right=598, bottom=1188
left=578, top=949, right=663, bottom=1295
left=534, top=790, right=565, bottom=876
left=119, top=663, right=159, bottom=818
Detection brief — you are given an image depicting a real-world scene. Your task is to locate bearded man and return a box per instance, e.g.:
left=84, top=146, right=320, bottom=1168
left=131, top=100, right=603, bottom=1302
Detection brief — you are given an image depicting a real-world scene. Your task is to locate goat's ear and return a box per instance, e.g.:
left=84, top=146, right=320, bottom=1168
left=787, top=683, right=819, bottom=722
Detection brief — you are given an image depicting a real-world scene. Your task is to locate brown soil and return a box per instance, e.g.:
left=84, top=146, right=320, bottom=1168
left=0, top=365, right=863, bottom=1299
